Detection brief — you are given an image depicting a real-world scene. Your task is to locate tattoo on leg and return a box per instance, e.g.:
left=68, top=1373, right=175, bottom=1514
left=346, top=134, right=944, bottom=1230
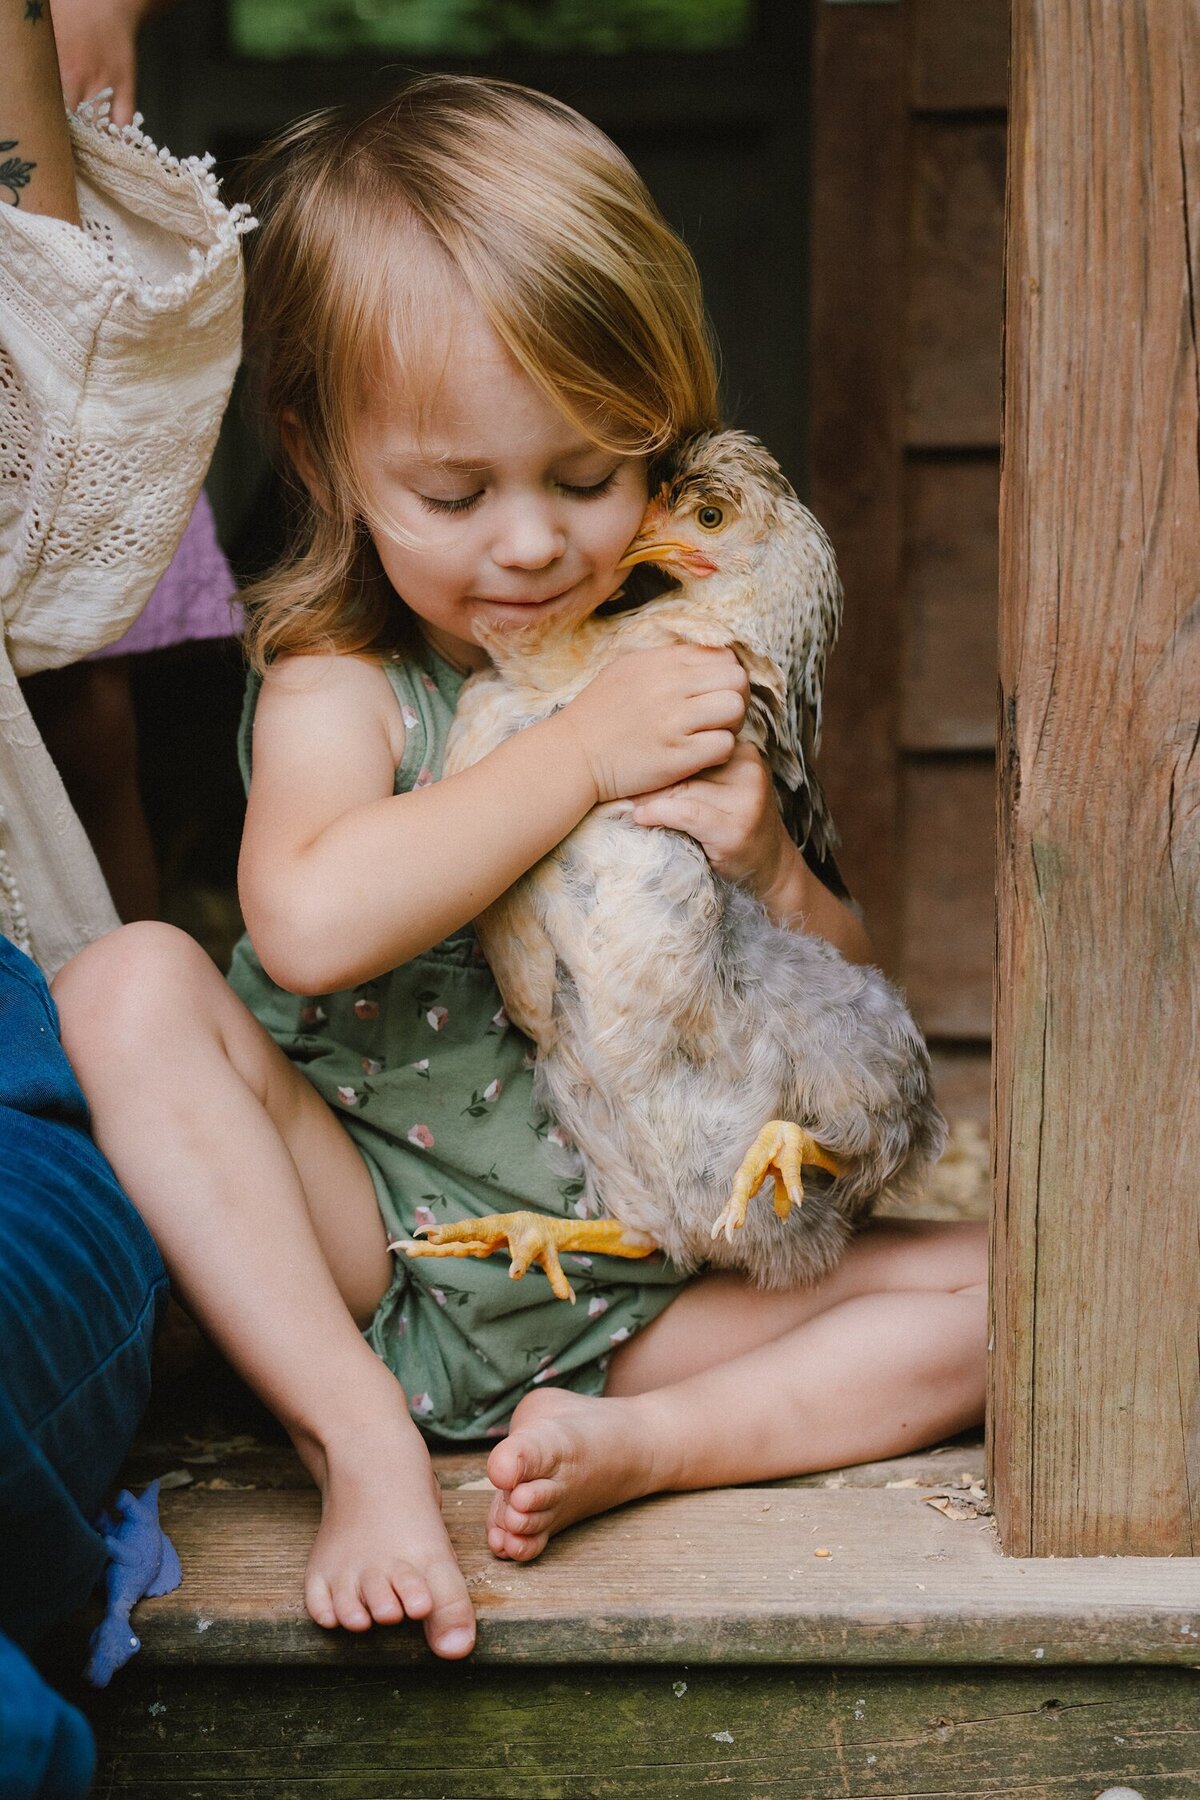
left=24, top=0, right=45, bottom=20
left=1, top=144, right=36, bottom=205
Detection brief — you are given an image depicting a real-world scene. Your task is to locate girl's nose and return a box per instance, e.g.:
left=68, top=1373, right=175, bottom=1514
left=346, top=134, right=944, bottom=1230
left=490, top=497, right=567, bottom=570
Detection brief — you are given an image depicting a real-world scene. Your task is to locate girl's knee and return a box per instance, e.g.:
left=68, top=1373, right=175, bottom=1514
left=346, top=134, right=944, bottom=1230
left=54, top=921, right=221, bottom=1053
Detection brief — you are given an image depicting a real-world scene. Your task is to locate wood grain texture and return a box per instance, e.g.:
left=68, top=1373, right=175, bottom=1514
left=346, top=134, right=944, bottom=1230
left=906, top=121, right=1006, bottom=448
left=809, top=4, right=906, bottom=967
left=901, top=760, right=996, bottom=1039
left=991, top=0, right=1200, bottom=1555
left=125, top=1484, right=1200, bottom=1666
left=910, top=0, right=1011, bottom=113
left=902, top=458, right=1000, bottom=751
left=87, top=1664, right=1199, bottom=1799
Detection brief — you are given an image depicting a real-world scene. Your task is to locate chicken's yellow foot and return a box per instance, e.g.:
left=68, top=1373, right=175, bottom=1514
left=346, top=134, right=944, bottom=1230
left=710, top=1121, right=848, bottom=1245
left=402, top=1211, right=658, bottom=1304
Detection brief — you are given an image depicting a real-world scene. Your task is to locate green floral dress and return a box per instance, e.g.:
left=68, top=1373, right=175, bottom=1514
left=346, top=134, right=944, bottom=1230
left=227, top=644, right=688, bottom=1441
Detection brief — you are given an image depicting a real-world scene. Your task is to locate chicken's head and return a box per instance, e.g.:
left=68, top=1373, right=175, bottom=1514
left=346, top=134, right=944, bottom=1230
left=618, top=429, right=801, bottom=592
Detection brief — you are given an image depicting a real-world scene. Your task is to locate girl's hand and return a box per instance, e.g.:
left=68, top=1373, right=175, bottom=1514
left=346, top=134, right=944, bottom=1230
left=557, top=644, right=748, bottom=806
left=632, top=740, right=877, bottom=964
left=631, top=740, right=790, bottom=902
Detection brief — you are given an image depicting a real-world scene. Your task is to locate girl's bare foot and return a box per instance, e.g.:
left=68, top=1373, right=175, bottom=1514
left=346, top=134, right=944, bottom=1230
left=484, top=1387, right=671, bottom=1561
left=301, top=1409, right=477, bottom=1658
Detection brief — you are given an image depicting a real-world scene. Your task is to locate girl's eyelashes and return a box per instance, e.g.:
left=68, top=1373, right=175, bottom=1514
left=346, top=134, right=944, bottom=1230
left=557, top=469, right=619, bottom=500
left=415, top=468, right=620, bottom=516
left=418, top=491, right=481, bottom=515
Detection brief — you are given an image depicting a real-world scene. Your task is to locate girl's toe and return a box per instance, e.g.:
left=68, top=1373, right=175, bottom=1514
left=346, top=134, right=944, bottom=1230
left=510, top=1476, right=559, bottom=1515
left=305, top=1572, right=338, bottom=1629
left=503, top=1501, right=553, bottom=1537
left=332, top=1577, right=373, bottom=1632
left=501, top=1527, right=546, bottom=1562
left=425, top=1563, right=476, bottom=1659
left=361, top=1572, right=405, bottom=1624
left=394, top=1571, right=434, bottom=1619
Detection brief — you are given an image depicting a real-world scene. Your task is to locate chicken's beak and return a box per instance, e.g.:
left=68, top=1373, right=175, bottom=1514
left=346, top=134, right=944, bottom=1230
left=618, top=537, right=692, bottom=570
left=618, top=525, right=719, bottom=578
left=618, top=489, right=719, bottom=578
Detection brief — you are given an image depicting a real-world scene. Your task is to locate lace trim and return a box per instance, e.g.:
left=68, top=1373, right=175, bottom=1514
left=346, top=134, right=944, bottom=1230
left=0, top=809, right=33, bottom=956
left=72, top=92, right=257, bottom=306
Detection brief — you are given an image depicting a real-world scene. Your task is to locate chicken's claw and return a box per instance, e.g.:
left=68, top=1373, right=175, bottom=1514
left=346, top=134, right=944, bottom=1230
left=404, top=1211, right=658, bottom=1303
left=710, top=1121, right=847, bottom=1244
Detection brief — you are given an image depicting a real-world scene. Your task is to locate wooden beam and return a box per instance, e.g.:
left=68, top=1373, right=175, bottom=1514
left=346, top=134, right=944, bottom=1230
left=90, top=1664, right=1200, bottom=1797
left=991, top=0, right=1200, bottom=1555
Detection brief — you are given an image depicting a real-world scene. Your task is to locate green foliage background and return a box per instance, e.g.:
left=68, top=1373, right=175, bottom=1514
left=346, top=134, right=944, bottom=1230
left=229, top=0, right=751, bottom=59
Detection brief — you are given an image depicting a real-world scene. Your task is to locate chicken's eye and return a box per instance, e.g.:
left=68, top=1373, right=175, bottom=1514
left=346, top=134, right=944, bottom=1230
left=696, top=504, right=725, bottom=531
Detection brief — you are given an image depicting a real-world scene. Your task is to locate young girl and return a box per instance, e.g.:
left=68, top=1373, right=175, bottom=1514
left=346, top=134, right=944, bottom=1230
left=55, top=75, right=987, bottom=1666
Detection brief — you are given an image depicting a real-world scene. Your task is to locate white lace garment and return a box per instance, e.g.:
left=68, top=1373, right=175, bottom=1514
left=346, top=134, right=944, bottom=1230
left=0, top=102, right=249, bottom=973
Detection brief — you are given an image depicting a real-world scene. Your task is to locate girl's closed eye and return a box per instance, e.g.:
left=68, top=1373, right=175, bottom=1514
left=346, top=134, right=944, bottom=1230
left=419, top=491, right=482, bottom=516
left=416, top=467, right=620, bottom=517
left=557, top=468, right=619, bottom=500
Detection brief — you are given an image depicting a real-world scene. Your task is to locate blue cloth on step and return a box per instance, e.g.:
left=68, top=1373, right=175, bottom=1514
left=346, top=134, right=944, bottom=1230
left=85, top=1481, right=182, bottom=1687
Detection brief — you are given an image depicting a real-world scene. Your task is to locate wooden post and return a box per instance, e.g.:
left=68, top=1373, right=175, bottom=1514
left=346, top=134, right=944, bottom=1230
left=991, top=0, right=1200, bottom=1556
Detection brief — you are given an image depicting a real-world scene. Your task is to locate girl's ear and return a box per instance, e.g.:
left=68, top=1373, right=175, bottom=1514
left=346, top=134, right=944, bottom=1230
left=279, top=408, right=331, bottom=510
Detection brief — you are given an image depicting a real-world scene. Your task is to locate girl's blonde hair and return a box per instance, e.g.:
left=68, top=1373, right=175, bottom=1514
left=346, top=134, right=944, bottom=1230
left=240, top=74, right=721, bottom=669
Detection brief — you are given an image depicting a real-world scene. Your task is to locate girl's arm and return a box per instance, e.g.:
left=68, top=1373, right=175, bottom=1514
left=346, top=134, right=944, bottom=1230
left=240, top=643, right=750, bottom=995
left=1, top=0, right=78, bottom=223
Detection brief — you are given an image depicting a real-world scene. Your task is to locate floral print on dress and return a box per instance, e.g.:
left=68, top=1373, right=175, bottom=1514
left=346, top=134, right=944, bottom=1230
left=229, top=648, right=689, bottom=1447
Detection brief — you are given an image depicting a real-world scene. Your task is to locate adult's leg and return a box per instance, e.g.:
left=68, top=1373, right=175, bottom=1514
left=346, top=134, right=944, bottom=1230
left=0, top=936, right=167, bottom=1798
left=486, top=1218, right=987, bottom=1558
left=23, top=659, right=159, bottom=922
left=53, top=923, right=476, bottom=1655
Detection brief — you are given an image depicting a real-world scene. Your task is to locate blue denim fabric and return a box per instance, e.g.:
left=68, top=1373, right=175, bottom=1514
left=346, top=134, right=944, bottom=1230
left=0, top=1636, right=95, bottom=1800
left=0, top=935, right=168, bottom=1794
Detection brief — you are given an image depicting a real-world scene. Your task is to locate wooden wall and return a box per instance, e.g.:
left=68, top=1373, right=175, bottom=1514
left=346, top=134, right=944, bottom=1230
left=813, top=0, right=1008, bottom=1129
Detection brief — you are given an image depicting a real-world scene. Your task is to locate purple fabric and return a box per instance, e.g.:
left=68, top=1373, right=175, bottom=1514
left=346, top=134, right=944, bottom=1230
left=87, top=491, right=240, bottom=659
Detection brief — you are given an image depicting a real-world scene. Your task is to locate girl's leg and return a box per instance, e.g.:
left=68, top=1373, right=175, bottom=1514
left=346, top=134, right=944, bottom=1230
left=53, top=922, right=476, bottom=1657
left=486, top=1218, right=986, bottom=1559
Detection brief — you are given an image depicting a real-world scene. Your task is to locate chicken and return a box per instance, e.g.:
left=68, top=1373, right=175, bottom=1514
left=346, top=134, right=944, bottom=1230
left=406, top=430, right=945, bottom=1301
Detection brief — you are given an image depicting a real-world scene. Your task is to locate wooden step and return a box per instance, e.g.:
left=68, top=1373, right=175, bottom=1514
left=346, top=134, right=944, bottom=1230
left=126, top=1445, right=1199, bottom=1669
left=74, top=1439, right=1200, bottom=1796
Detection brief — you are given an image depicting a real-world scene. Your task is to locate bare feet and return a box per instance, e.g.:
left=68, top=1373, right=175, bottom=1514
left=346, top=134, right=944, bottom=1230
left=485, top=1386, right=670, bottom=1562
left=300, top=1409, right=476, bottom=1659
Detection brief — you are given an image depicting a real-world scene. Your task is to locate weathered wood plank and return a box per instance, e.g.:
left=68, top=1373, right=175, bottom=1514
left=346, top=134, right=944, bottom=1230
left=910, top=0, right=1011, bottom=114
left=122, top=1440, right=986, bottom=1498
left=124, top=1484, right=1200, bottom=1666
left=901, top=759, right=995, bottom=1039
left=86, top=1663, right=1199, bottom=1799
left=901, top=457, right=999, bottom=751
left=992, top=0, right=1200, bottom=1555
left=906, top=121, right=1006, bottom=449
left=810, top=4, right=907, bottom=967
